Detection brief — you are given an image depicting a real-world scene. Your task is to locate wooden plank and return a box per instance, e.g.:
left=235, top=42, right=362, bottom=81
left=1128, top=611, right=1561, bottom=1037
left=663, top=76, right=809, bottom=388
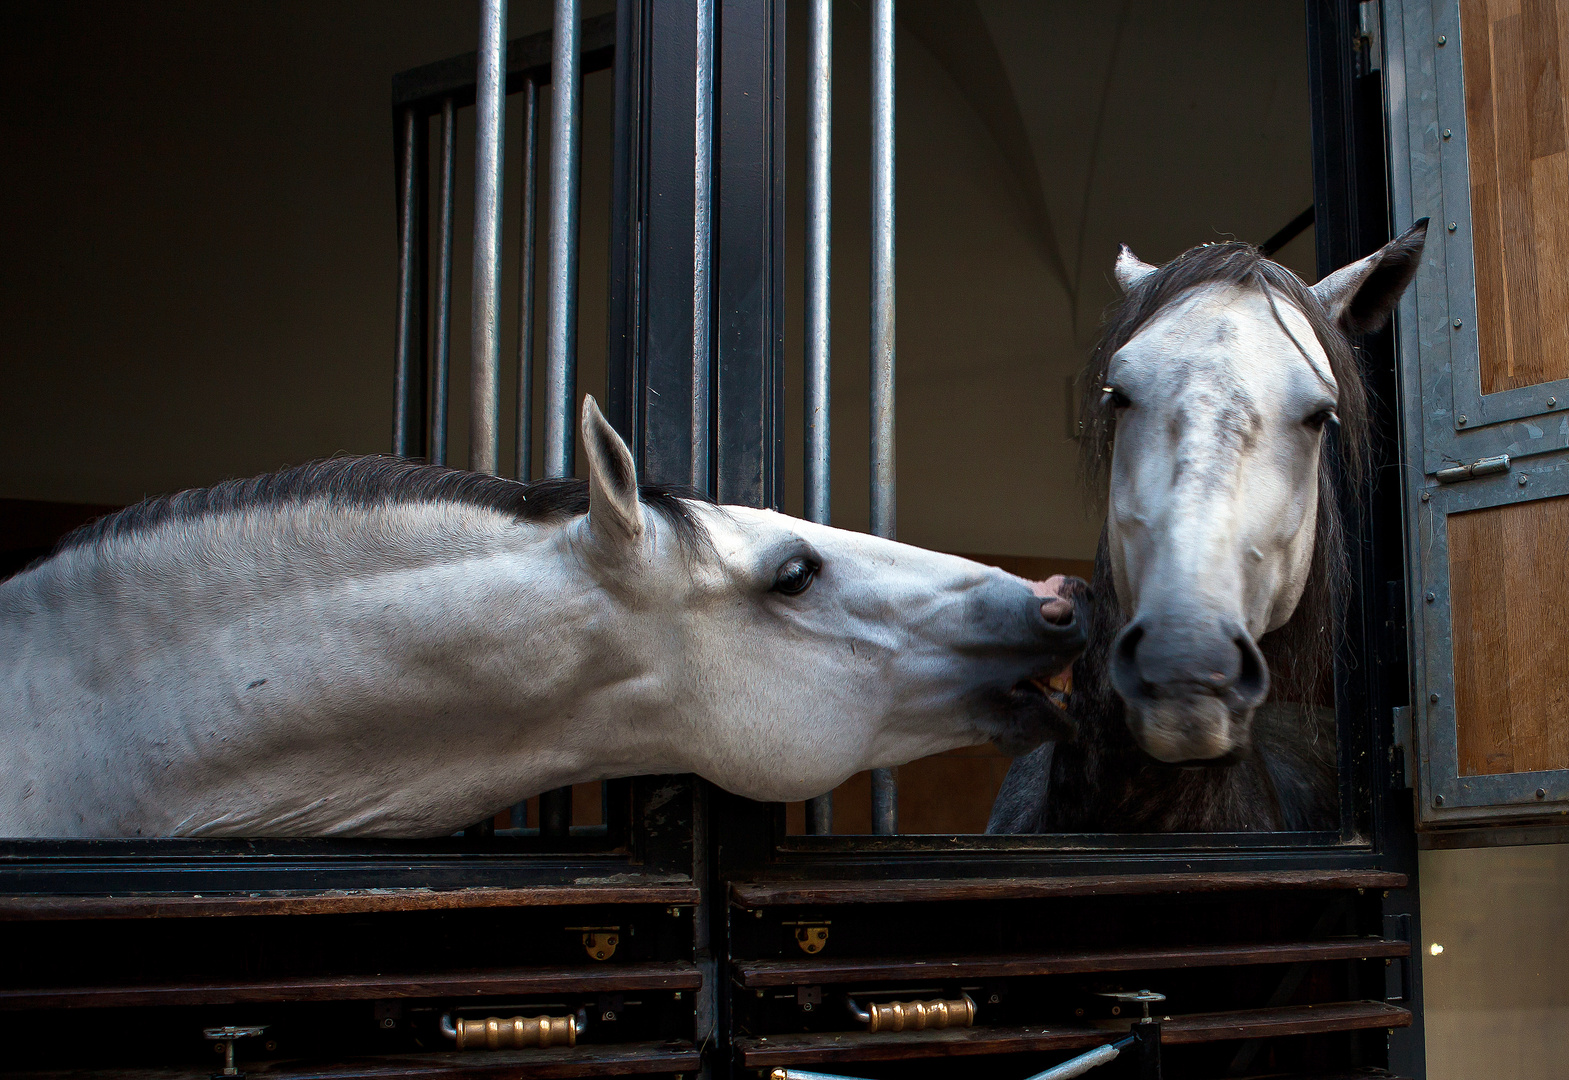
left=733, top=938, right=1410, bottom=986
left=5, top=1041, right=700, bottom=1080
left=734, top=1002, right=1411, bottom=1066
left=0, top=883, right=700, bottom=922
left=0, top=961, right=701, bottom=1011
left=729, top=870, right=1407, bottom=908
left=1452, top=496, right=1569, bottom=776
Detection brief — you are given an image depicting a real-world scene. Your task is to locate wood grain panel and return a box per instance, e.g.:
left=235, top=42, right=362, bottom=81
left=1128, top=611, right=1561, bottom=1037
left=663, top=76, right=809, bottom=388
left=1460, top=0, right=1569, bottom=393
left=1450, top=495, right=1569, bottom=775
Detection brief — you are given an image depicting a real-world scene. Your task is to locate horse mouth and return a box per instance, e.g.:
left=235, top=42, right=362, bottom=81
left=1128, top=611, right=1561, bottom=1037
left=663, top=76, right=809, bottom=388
left=1016, top=669, right=1072, bottom=714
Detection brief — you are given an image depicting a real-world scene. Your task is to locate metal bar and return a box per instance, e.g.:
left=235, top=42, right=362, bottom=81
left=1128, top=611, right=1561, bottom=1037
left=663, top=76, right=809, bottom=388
left=516, top=78, right=540, bottom=480
left=469, top=0, right=508, bottom=476
left=1022, top=1035, right=1135, bottom=1080
left=431, top=98, right=457, bottom=466
left=544, top=0, right=582, bottom=479
left=392, top=107, right=425, bottom=458
left=803, top=0, right=834, bottom=838
left=691, top=0, right=715, bottom=494
left=868, top=0, right=897, bottom=836
left=540, top=788, right=572, bottom=838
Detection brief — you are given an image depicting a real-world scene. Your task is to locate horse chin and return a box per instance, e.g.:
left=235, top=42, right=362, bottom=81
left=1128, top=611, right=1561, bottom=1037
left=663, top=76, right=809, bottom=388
left=979, top=687, right=1077, bottom=756
left=1124, top=696, right=1254, bottom=764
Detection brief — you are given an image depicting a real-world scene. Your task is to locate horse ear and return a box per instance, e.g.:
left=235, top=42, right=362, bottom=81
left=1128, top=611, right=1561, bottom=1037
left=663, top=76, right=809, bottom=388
left=1309, top=218, right=1428, bottom=336
left=581, top=395, right=645, bottom=546
left=1114, top=244, right=1157, bottom=293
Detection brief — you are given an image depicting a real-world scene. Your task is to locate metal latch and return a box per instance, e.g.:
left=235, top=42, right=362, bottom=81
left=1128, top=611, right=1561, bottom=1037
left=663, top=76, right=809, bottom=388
left=847, top=992, right=975, bottom=1032
left=1436, top=453, right=1509, bottom=482
left=204, top=1026, right=267, bottom=1079
left=440, top=1012, right=577, bottom=1050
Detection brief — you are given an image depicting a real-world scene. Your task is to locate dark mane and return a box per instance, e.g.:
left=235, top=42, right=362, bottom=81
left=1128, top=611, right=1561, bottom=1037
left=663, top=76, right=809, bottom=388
left=47, top=456, right=710, bottom=562
left=1080, top=241, right=1368, bottom=716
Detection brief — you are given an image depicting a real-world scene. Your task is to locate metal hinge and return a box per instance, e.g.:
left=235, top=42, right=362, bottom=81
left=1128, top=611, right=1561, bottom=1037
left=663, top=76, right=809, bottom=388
left=1436, top=453, right=1509, bottom=482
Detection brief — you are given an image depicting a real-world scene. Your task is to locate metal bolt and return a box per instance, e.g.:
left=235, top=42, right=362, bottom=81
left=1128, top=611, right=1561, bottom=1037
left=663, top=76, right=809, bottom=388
left=1437, top=34, right=1447, bottom=44
left=1519, top=473, right=1529, bottom=486
left=1425, top=592, right=1436, bottom=602
left=380, top=1017, right=396, bottom=1030
left=1453, top=317, right=1463, bottom=328
left=1430, top=692, right=1440, bottom=703
left=1537, top=788, right=1547, bottom=799
left=1435, top=794, right=1445, bottom=805
left=1458, top=414, right=1468, bottom=425
left=1551, top=397, right=1558, bottom=407
left=1421, top=491, right=1432, bottom=502
left=753, top=909, right=764, bottom=919
left=1443, top=128, right=1453, bottom=139
left=1447, top=222, right=1457, bottom=231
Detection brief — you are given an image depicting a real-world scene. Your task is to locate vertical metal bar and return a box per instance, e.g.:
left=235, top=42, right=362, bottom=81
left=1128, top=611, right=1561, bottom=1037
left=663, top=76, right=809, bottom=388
left=516, top=78, right=540, bottom=480
left=545, top=0, right=583, bottom=479
left=431, top=98, right=457, bottom=466
left=804, top=0, right=834, bottom=837
left=869, top=0, right=897, bottom=836
left=470, top=0, right=507, bottom=476
left=691, top=0, right=714, bottom=493
left=540, top=0, right=582, bottom=838
left=392, top=107, right=424, bottom=458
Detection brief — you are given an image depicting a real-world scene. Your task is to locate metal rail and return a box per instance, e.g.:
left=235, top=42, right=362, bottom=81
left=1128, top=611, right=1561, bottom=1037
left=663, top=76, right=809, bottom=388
left=431, top=98, right=457, bottom=466
left=516, top=78, right=540, bottom=480
left=470, top=0, right=507, bottom=476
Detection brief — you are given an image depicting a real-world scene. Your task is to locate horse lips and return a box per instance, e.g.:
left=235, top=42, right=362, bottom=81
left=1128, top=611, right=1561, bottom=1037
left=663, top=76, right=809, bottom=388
left=1028, top=574, right=1076, bottom=713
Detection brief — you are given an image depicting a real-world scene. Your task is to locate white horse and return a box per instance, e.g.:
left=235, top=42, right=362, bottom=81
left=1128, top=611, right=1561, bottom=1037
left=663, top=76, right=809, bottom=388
left=1, top=397, right=1083, bottom=837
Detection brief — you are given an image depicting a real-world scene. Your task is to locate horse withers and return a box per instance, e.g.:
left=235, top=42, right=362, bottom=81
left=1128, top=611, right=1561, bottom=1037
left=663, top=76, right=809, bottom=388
left=991, top=221, right=1427, bottom=833
left=0, top=397, right=1084, bottom=837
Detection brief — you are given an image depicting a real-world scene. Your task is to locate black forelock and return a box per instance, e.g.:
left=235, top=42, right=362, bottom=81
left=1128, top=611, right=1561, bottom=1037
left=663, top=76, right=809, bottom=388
left=46, top=456, right=711, bottom=562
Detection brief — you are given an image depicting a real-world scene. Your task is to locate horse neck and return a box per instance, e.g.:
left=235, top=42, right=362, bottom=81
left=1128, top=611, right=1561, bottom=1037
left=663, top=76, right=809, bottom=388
left=3, top=504, right=668, bottom=837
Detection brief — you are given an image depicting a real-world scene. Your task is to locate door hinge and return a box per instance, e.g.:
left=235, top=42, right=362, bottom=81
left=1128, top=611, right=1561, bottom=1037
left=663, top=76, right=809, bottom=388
left=1436, top=453, right=1509, bottom=482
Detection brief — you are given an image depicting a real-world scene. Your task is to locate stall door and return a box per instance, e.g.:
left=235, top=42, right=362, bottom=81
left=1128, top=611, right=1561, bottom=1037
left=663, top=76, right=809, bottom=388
left=1389, top=0, right=1569, bottom=825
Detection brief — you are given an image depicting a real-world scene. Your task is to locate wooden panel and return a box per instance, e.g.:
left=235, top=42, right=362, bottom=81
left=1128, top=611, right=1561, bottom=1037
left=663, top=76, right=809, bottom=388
left=0, top=961, right=701, bottom=1011
left=734, top=938, right=1409, bottom=986
left=729, top=870, right=1408, bottom=907
left=1449, top=497, right=1569, bottom=774
left=734, top=1002, right=1411, bottom=1066
left=0, top=882, right=701, bottom=922
left=4, top=1041, right=700, bottom=1080
left=1460, top=0, right=1569, bottom=393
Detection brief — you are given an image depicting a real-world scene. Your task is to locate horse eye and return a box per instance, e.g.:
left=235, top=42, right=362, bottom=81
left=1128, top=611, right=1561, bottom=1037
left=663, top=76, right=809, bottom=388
left=1102, top=386, right=1132, bottom=410
left=772, top=556, right=819, bottom=596
left=1304, top=408, right=1338, bottom=432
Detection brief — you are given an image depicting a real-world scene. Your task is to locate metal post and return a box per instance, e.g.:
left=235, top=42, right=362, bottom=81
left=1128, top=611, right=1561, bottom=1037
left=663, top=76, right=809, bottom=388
left=803, top=0, right=834, bottom=837
left=691, top=0, right=714, bottom=494
left=516, top=78, right=540, bottom=480
left=470, top=0, right=507, bottom=476
left=392, top=107, right=427, bottom=458
left=431, top=98, right=457, bottom=466
left=544, top=0, right=582, bottom=479
left=540, top=0, right=583, bottom=837
left=868, top=0, right=897, bottom=836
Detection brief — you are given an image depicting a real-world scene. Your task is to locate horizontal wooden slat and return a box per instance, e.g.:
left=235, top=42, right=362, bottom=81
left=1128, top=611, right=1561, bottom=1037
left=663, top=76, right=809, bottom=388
left=730, top=870, right=1407, bottom=908
left=0, top=883, right=700, bottom=922
left=5, top=1041, right=700, bottom=1079
left=734, top=938, right=1410, bottom=986
left=0, top=961, right=701, bottom=1011
left=734, top=1001, right=1411, bottom=1066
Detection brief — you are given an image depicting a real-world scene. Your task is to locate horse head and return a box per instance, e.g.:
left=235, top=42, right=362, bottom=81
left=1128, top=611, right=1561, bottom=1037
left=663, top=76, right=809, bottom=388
left=1086, top=222, right=1426, bottom=764
left=575, top=397, right=1086, bottom=802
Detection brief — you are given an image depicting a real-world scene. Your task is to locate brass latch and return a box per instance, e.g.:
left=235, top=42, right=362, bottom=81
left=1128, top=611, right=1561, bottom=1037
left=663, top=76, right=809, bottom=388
left=565, top=925, right=619, bottom=960
left=848, top=992, right=976, bottom=1033
left=781, top=919, right=830, bottom=954
left=440, top=1013, right=577, bottom=1050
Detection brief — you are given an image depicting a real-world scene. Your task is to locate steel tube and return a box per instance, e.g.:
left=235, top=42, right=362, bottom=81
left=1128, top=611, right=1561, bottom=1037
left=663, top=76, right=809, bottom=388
left=431, top=98, right=457, bottom=466
left=1023, top=1036, right=1135, bottom=1080
left=392, top=107, right=422, bottom=458
left=691, top=0, right=715, bottom=493
left=802, top=0, right=834, bottom=837
left=544, top=0, right=582, bottom=479
left=470, top=0, right=508, bottom=475
left=868, top=0, right=897, bottom=836
left=540, top=788, right=572, bottom=838
left=516, top=78, right=540, bottom=480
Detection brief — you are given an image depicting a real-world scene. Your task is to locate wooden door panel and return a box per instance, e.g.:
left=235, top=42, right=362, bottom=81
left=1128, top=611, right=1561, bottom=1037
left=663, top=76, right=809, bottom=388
left=1449, top=495, right=1569, bottom=776
left=1460, top=0, right=1569, bottom=395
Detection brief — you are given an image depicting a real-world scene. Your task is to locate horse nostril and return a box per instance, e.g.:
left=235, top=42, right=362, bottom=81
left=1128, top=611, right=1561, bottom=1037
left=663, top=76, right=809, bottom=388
left=1233, top=634, right=1270, bottom=707
left=1040, top=598, right=1074, bottom=626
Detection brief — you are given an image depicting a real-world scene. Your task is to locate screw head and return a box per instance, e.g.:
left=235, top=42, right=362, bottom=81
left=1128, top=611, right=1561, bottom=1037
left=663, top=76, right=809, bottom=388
left=1453, top=317, right=1464, bottom=328
left=1537, top=788, right=1547, bottom=799
left=380, top=1017, right=396, bottom=1030
left=1421, top=491, right=1432, bottom=502
left=1435, top=794, right=1446, bottom=806
left=1426, top=591, right=1436, bottom=602
left=1438, top=34, right=1447, bottom=44
left=1458, top=414, right=1469, bottom=425
left=1551, top=397, right=1558, bottom=407
left=1430, top=692, right=1440, bottom=703
left=1519, top=473, right=1529, bottom=486
left=1443, top=128, right=1453, bottom=139
left=1448, top=221, right=1457, bottom=230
